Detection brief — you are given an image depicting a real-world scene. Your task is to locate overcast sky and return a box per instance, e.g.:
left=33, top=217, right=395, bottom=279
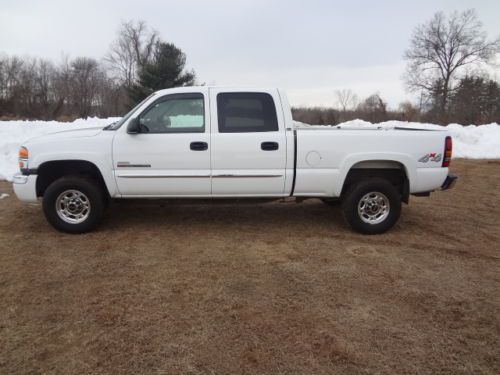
left=1, top=0, right=499, bottom=108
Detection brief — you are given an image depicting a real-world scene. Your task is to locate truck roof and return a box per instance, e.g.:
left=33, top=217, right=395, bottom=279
left=154, top=86, right=279, bottom=96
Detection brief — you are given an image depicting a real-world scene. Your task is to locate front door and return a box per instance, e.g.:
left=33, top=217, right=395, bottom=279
left=112, top=92, right=211, bottom=196
left=209, top=89, right=287, bottom=196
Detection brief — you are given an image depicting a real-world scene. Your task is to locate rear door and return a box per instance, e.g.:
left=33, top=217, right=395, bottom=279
left=209, top=89, right=287, bottom=196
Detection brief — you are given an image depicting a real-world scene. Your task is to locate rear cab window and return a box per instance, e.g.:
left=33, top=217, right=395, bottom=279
left=217, top=92, right=279, bottom=133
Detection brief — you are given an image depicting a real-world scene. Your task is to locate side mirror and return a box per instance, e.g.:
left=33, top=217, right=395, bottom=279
left=127, top=118, right=140, bottom=134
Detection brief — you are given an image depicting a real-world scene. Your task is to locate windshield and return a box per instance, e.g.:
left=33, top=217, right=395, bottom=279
left=104, top=93, right=156, bottom=130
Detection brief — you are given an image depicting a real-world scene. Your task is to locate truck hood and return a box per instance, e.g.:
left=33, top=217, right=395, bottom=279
left=24, top=126, right=105, bottom=145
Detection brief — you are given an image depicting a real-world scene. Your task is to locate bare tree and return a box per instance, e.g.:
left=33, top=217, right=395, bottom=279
left=50, top=56, right=73, bottom=118
left=34, top=59, right=56, bottom=117
left=358, top=93, right=387, bottom=123
left=0, top=56, right=28, bottom=116
left=398, top=101, right=419, bottom=122
left=104, top=20, right=159, bottom=88
left=334, top=89, right=358, bottom=112
left=68, top=57, right=106, bottom=118
left=404, top=9, right=500, bottom=119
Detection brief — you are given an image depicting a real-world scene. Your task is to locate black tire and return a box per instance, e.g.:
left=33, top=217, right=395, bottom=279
left=341, top=178, right=401, bottom=235
left=42, top=176, right=105, bottom=234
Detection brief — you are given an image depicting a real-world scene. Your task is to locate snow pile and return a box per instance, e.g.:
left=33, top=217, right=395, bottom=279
left=0, top=118, right=118, bottom=181
left=445, top=123, right=500, bottom=159
left=0, top=118, right=499, bottom=181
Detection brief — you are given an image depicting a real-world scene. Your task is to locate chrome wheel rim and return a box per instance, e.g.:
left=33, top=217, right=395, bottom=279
left=358, top=192, right=390, bottom=225
left=55, top=190, right=91, bottom=224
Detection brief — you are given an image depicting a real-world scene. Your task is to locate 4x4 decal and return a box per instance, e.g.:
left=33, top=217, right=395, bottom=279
left=418, top=153, right=442, bottom=163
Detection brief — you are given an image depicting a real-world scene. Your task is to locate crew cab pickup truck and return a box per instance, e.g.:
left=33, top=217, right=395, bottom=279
left=12, top=87, right=457, bottom=234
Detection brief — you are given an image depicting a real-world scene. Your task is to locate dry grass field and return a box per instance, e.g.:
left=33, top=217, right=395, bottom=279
left=0, top=159, right=499, bottom=374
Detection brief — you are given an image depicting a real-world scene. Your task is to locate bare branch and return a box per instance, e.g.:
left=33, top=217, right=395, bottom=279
left=334, top=89, right=358, bottom=112
left=104, top=20, right=159, bottom=88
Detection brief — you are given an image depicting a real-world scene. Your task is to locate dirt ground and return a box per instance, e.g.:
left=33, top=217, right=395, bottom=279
left=0, top=159, right=499, bottom=374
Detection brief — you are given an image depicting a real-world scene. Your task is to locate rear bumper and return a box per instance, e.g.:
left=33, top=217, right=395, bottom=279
left=441, top=174, right=458, bottom=190
left=12, top=173, right=38, bottom=203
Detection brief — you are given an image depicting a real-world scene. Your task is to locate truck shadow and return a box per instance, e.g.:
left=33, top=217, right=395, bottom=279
left=100, top=199, right=347, bottom=234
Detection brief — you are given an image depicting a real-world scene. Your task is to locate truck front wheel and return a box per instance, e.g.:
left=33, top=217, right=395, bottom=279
left=341, top=178, right=401, bottom=235
left=42, top=176, right=105, bottom=234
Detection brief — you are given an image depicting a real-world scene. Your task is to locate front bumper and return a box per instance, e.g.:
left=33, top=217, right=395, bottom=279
left=12, top=173, right=38, bottom=203
left=441, top=174, right=458, bottom=190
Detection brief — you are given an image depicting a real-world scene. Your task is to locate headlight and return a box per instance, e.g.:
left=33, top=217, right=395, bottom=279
left=19, top=146, right=29, bottom=170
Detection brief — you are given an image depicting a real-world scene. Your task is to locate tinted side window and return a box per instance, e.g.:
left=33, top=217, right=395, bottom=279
left=139, top=94, right=204, bottom=133
left=217, top=92, right=278, bottom=133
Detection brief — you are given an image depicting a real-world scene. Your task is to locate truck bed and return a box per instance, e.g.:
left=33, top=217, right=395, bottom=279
left=292, top=124, right=449, bottom=197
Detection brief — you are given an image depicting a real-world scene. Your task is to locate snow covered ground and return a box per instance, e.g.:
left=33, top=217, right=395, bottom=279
left=1, top=118, right=499, bottom=181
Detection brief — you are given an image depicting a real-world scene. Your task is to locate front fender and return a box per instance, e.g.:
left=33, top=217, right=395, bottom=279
left=32, top=154, right=118, bottom=197
left=25, top=132, right=118, bottom=197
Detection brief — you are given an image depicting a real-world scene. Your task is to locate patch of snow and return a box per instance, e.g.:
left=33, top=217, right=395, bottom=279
left=0, top=118, right=499, bottom=181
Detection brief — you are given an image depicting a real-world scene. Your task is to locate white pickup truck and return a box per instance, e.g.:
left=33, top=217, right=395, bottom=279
left=13, top=87, right=456, bottom=234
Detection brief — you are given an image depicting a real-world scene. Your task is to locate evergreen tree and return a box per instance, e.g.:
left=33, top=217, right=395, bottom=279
left=449, top=76, right=500, bottom=124
left=484, top=79, right=500, bottom=123
left=128, top=41, right=195, bottom=104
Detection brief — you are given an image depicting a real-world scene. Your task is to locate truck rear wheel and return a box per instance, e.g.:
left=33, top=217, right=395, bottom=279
left=341, top=178, right=401, bottom=234
left=42, top=176, right=105, bottom=234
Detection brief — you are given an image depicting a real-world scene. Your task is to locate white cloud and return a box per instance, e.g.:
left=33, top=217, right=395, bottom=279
left=198, top=62, right=410, bottom=108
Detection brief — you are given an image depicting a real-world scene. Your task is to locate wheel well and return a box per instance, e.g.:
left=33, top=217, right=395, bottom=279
left=36, top=160, right=109, bottom=198
left=342, top=161, right=409, bottom=203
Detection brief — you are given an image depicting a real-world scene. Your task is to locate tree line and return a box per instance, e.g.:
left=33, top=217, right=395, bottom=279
left=1, top=11, right=499, bottom=124
left=0, top=21, right=195, bottom=120
left=293, top=73, right=500, bottom=126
